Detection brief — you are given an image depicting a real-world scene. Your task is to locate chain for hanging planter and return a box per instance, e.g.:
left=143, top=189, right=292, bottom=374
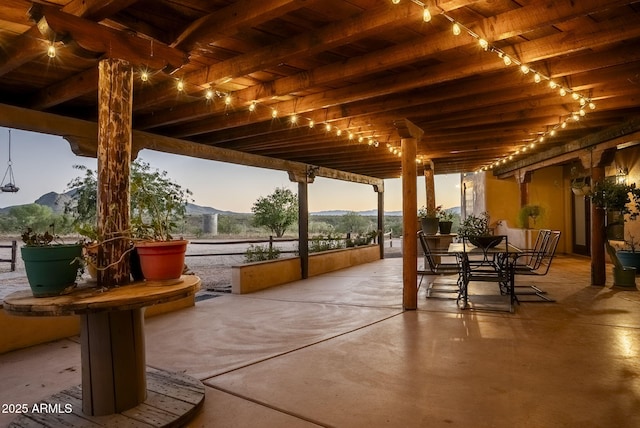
left=1, top=129, right=19, bottom=193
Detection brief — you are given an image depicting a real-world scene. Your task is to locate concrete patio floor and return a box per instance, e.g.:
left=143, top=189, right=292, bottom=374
left=1, top=255, right=639, bottom=427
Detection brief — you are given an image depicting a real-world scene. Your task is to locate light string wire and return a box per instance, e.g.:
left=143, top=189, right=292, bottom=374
left=43, top=0, right=601, bottom=168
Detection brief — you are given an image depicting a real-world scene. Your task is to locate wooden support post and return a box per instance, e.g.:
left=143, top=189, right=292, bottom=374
left=582, top=148, right=616, bottom=286
left=515, top=170, right=532, bottom=207
left=298, top=180, right=309, bottom=279
left=376, top=185, right=385, bottom=259
left=395, top=119, right=423, bottom=311
left=590, top=165, right=606, bottom=286
left=424, top=161, right=435, bottom=213
left=97, top=58, right=133, bottom=286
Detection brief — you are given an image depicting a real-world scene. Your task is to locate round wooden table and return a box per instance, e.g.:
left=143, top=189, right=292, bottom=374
left=3, top=275, right=204, bottom=426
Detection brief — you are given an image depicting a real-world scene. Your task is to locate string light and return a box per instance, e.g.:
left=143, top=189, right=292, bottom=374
left=422, top=7, right=431, bottom=23
left=452, top=22, right=461, bottom=36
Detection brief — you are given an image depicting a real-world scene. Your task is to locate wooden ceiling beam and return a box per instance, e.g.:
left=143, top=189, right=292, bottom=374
left=139, top=10, right=640, bottom=138
left=172, top=0, right=319, bottom=50
left=32, top=5, right=188, bottom=71
left=135, top=0, right=624, bottom=130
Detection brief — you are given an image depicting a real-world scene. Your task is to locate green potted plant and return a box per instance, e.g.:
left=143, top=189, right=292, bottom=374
left=418, top=205, right=441, bottom=235
left=437, top=209, right=454, bottom=234
left=589, top=178, right=640, bottom=285
left=458, top=212, right=501, bottom=248
left=65, top=160, right=192, bottom=281
left=130, top=160, right=192, bottom=281
left=517, top=205, right=542, bottom=229
left=20, top=225, right=83, bottom=297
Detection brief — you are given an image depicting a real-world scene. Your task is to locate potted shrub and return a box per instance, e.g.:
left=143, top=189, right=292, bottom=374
left=65, top=161, right=192, bottom=281
left=130, top=160, right=192, bottom=281
left=418, top=205, right=441, bottom=235
left=589, top=178, right=640, bottom=281
left=458, top=212, right=501, bottom=248
left=614, top=234, right=640, bottom=272
left=20, top=225, right=83, bottom=297
left=437, top=209, right=454, bottom=234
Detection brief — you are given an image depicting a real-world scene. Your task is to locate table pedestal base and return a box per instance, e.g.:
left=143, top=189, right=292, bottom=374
left=81, top=309, right=147, bottom=415
left=9, top=368, right=205, bottom=427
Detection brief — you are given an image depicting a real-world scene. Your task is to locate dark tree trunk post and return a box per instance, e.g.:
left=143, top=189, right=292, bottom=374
left=97, top=58, right=133, bottom=287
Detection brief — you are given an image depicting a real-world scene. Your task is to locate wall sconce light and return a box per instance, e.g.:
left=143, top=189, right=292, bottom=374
left=616, top=167, right=628, bottom=184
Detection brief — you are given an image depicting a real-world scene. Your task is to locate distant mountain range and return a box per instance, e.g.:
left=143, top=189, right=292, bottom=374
left=0, top=190, right=459, bottom=217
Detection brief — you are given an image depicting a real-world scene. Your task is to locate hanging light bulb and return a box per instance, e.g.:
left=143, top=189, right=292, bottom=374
left=224, top=94, right=232, bottom=105
left=572, top=92, right=580, bottom=100
left=272, top=108, right=278, bottom=118
left=140, top=71, right=149, bottom=82
left=290, top=114, right=298, bottom=124
left=249, top=102, right=256, bottom=112
left=580, top=97, right=586, bottom=106
left=539, top=136, right=545, bottom=143
left=47, top=43, right=56, bottom=58
left=579, top=108, right=586, bottom=117
left=559, top=87, right=567, bottom=97
left=572, top=113, right=580, bottom=121
left=205, top=89, right=213, bottom=100
left=358, top=136, right=364, bottom=143
left=452, top=23, right=461, bottom=36
left=423, top=7, right=431, bottom=23
left=503, top=55, right=512, bottom=66
left=561, top=121, right=567, bottom=129
left=589, top=101, right=596, bottom=110
left=336, top=128, right=342, bottom=137
left=177, top=80, right=184, bottom=92
left=533, top=73, right=541, bottom=83
left=325, top=123, right=332, bottom=132
left=308, top=120, right=314, bottom=128
left=479, top=38, right=489, bottom=50
left=392, top=0, right=400, bottom=4
left=348, top=132, right=354, bottom=140
left=520, top=64, right=529, bottom=74
left=549, top=80, right=557, bottom=89
left=550, top=129, right=557, bottom=136
left=530, top=143, right=535, bottom=149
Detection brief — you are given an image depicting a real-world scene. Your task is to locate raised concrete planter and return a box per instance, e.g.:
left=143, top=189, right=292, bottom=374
left=232, top=244, right=380, bottom=294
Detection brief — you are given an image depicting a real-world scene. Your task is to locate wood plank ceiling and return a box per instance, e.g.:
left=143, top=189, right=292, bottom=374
left=0, top=0, right=639, bottom=179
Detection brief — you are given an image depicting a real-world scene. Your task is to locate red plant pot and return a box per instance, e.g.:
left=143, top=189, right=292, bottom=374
left=135, top=240, right=188, bottom=281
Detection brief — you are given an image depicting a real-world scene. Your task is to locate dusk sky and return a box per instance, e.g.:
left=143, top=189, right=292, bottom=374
left=0, top=127, right=461, bottom=213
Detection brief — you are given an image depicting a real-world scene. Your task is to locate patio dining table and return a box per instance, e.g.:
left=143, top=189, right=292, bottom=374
left=448, top=241, right=521, bottom=312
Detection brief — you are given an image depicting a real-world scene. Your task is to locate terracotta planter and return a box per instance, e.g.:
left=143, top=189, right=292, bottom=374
left=135, top=240, right=188, bottom=281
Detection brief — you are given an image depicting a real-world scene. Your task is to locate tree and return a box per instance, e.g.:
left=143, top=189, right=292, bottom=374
left=251, top=187, right=298, bottom=237
left=338, top=211, right=370, bottom=234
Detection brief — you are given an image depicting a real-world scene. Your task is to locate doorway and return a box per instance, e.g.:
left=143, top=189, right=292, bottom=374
left=572, top=186, right=591, bottom=256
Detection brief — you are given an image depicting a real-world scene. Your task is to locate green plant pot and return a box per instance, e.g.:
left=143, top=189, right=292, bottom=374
left=613, top=266, right=636, bottom=288
left=21, top=244, right=83, bottom=297
left=420, top=217, right=439, bottom=235
left=438, top=221, right=453, bottom=234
